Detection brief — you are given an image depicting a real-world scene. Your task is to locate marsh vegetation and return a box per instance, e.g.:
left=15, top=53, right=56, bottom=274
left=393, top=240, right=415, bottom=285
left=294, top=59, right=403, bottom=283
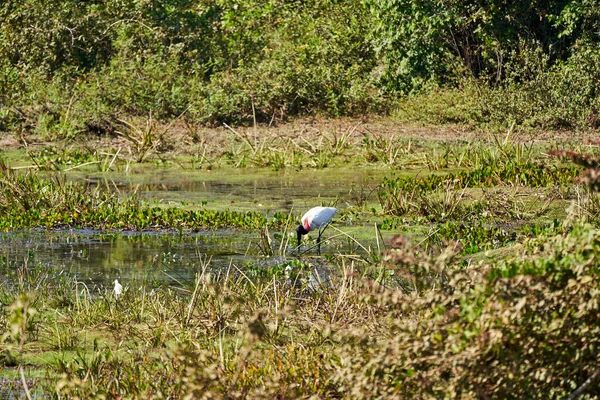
left=2, top=127, right=600, bottom=398
left=2, top=0, right=600, bottom=398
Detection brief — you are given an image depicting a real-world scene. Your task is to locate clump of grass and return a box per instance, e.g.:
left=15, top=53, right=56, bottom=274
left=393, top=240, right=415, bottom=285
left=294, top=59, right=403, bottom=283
left=360, top=134, right=413, bottom=166
left=115, top=109, right=188, bottom=163
left=378, top=161, right=579, bottom=214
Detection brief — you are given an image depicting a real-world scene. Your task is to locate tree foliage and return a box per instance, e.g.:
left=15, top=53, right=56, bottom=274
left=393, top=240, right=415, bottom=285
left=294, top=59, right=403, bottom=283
left=365, top=0, right=600, bottom=93
left=0, top=0, right=599, bottom=131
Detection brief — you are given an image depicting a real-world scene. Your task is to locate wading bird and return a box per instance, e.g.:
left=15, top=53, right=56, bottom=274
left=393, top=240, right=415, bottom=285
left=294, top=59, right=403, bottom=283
left=296, top=206, right=338, bottom=254
left=114, top=279, right=123, bottom=297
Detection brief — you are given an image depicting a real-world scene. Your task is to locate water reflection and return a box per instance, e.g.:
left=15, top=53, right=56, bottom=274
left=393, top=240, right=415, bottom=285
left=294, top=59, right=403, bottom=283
left=76, top=167, right=384, bottom=211
left=0, top=229, right=351, bottom=289
left=0, top=229, right=258, bottom=289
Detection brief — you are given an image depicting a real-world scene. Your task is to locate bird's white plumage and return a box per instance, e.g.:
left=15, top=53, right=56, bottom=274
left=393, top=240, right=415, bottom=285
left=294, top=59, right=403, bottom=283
left=113, top=279, right=123, bottom=297
left=301, top=206, right=338, bottom=232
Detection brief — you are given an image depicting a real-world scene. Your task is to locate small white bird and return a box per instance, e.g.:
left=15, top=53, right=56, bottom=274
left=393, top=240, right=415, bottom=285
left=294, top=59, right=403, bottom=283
left=113, top=279, right=123, bottom=297
left=296, top=206, right=338, bottom=254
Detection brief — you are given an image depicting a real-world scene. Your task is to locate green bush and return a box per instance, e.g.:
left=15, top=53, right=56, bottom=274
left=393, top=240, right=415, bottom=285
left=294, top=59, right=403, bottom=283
left=337, top=224, right=600, bottom=398
left=479, top=43, right=600, bottom=131
left=391, top=43, right=600, bottom=132
left=192, top=0, right=380, bottom=123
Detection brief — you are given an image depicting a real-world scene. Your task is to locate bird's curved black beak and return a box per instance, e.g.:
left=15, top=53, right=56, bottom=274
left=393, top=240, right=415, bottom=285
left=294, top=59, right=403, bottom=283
left=296, top=224, right=308, bottom=247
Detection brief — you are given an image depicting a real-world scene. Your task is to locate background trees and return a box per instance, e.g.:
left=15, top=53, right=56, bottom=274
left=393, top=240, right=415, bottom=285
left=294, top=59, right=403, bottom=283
left=0, top=0, right=599, bottom=135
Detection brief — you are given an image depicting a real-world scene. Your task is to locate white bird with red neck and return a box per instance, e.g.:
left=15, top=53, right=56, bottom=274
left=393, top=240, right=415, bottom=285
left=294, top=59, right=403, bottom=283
left=296, top=206, right=338, bottom=254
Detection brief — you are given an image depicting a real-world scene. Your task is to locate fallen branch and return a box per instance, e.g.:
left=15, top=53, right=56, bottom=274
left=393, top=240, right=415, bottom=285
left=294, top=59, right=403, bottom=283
left=568, top=366, right=600, bottom=400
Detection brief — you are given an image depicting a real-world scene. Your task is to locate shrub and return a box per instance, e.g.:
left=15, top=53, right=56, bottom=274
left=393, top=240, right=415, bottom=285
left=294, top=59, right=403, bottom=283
left=336, top=224, right=600, bottom=398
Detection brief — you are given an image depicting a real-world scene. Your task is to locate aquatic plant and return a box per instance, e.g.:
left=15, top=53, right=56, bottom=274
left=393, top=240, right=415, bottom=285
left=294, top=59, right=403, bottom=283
left=378, top=161, right=579, bottom=217
left=0, top=163, right=289, bottom=231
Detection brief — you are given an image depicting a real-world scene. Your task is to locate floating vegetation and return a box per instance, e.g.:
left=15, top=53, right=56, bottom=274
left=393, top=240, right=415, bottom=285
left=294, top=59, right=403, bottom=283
left=0, top=163, right=288, bottom=231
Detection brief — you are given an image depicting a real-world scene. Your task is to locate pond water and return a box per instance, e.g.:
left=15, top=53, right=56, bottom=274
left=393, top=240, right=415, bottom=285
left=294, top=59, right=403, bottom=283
left=76, top=166, right=385, bottom=211
left=4, top=167, right=388, bottom=289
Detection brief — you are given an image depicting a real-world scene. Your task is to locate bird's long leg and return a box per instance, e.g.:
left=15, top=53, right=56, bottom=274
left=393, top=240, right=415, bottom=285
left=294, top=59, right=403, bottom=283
left=318, top=223, right=331, bottom=238
left=317, top=233, right=321, bottom=255
left=316, top=223, right=331, bottom=255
